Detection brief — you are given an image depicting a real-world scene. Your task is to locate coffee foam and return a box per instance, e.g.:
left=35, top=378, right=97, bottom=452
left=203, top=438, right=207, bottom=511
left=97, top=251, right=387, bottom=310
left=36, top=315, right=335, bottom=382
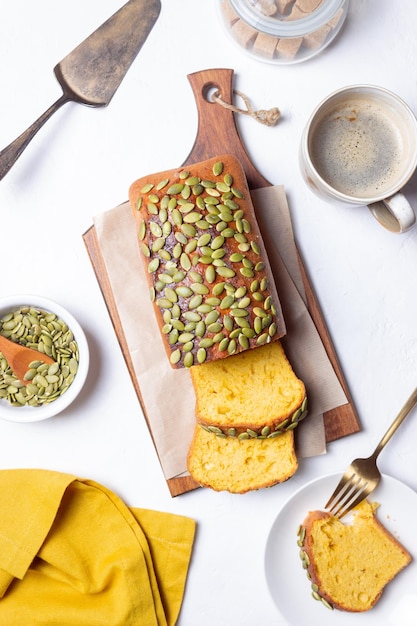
left=310, top=97, right=404, bottom=199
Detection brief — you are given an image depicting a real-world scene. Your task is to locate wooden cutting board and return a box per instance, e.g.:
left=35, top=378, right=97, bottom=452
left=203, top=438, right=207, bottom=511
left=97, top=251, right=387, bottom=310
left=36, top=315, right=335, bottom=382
left=83, top=68, right=360, bottom=497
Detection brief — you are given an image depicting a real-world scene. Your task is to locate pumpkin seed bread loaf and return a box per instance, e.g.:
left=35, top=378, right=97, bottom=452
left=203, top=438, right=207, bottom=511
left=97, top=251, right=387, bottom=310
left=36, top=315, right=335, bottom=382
left=190, top=341, right=307, bottom=437
left=298, top=500, right=412, bottom=612
left=187, top=426, right=297, bottom=493
left=129, top=155, right=285, bottom=369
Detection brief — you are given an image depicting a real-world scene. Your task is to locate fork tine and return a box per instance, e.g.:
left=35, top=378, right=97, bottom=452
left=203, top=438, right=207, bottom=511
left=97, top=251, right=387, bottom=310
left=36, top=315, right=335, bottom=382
left=325, top=469, right=357, bottom=509
left=325, top=469, right=372, bottom=517
left=330, top=477, right=369, bottom=518
left=335, top=481, right=373, bottom=518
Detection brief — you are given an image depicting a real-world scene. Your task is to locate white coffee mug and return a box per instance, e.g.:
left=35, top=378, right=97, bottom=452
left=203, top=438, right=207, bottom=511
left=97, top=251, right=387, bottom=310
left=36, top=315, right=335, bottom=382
left=300, top=85, right=417, bottom=233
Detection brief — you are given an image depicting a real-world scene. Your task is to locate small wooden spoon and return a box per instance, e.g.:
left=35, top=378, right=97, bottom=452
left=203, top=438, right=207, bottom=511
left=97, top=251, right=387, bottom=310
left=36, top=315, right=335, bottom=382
left=0, top=334, right=55, bottom=385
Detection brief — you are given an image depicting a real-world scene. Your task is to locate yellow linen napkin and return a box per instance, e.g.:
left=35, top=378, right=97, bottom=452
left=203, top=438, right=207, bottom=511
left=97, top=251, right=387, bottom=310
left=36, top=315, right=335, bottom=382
left=0, top=469, right=195, bottom=625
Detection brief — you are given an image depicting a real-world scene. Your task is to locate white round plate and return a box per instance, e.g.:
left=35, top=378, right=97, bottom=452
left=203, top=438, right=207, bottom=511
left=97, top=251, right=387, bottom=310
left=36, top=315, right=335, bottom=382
left=265, top=473, right=417, bottom=626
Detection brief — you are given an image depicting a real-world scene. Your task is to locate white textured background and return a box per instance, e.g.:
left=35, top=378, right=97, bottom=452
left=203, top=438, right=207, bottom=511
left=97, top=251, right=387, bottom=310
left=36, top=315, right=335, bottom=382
left=1, top=1, right=417, bottom=624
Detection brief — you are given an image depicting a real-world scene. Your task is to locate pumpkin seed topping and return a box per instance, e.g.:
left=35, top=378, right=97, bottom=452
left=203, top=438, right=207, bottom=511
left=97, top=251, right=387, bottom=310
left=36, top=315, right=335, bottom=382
left=134, top=159, right=281, bottom=367
left=296, top=522, right=334, bottom=611
left=198, top=397, right=308, bottom=438
left=0, top=307, right=80, bottom=408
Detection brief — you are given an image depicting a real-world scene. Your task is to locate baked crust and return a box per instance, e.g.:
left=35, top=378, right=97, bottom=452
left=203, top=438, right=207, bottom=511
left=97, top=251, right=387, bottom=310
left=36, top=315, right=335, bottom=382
left=129, top=155, right=285, bottom=369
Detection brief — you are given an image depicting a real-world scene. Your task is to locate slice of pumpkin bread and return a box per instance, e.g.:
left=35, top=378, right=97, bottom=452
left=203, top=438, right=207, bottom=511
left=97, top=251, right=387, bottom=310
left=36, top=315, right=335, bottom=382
left=190, top=341, right=307, bottom=437
left=298, top=500, right=412, bottom=612
left=187, top=426, right=297, bottom=493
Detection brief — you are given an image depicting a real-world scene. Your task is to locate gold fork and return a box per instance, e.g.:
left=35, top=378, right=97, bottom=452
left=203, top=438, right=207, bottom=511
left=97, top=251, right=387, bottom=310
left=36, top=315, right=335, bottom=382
left=325, top=385, right=417, bottom=518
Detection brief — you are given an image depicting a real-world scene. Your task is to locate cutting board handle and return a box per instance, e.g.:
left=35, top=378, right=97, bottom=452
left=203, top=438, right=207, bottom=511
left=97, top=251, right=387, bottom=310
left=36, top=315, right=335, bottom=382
left=183, top=68, right=271, bottom=190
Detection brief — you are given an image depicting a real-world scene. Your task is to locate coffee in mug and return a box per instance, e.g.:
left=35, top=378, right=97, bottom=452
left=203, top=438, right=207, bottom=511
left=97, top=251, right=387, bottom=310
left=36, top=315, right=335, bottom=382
left=300, top=85, right=417, bottom=233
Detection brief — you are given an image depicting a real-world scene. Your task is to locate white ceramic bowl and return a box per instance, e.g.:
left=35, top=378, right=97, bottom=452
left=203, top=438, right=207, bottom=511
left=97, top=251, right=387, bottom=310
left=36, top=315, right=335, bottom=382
left=0, top=295, right=89, bottom=422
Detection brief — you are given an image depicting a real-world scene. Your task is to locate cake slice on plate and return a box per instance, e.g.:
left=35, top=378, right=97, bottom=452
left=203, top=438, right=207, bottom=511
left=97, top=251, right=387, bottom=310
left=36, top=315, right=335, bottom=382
left=298, top=500, right=412, bottom=612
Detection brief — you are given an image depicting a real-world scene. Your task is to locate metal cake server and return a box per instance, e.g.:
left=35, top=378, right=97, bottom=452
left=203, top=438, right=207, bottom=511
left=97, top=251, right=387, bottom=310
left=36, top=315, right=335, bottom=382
left=0, top=0, right=161, bottom=181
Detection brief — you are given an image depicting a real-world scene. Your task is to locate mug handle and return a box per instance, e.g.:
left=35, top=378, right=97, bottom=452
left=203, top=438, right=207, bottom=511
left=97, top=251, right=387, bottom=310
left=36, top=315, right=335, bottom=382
left=368, top=193, right=416, bottom=233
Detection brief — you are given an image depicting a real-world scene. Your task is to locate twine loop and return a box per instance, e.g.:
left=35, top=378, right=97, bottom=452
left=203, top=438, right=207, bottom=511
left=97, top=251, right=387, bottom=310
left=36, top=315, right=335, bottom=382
left=211, top=89, right=281, bottom=127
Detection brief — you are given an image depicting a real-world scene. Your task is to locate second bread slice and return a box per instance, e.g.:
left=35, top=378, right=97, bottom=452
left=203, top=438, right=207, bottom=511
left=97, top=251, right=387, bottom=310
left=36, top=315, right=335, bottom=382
left=190, top=341, right=307, bottom=437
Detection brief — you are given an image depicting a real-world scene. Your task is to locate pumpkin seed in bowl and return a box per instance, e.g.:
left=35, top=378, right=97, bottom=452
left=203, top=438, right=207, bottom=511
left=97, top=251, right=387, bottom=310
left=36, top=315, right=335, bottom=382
left=0, top=295, right=89, bottom=422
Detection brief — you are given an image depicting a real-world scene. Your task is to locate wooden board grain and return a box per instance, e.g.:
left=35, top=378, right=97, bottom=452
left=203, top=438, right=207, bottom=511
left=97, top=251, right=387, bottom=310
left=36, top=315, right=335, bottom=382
left=83, top=68, right=360, bottom=496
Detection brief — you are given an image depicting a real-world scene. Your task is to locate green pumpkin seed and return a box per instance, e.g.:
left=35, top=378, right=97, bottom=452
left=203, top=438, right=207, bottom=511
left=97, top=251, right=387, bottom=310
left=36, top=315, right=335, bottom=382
left=237, top=334, right=249, bottom=349
left=218, top=338, right=229, bottom=351
left=197, top=233, right=211, bottom=247
left=156, top=178, right=169, bottom=190
left=180, top=202, right=196, bottom=214
left=212, top=283, right=225, bottom=296
left=174, top=232, right=187, bottom=245
left=171, top=208, right=182, bottom=225
left=181, top=185, right=192, bottom=200
left=216, top=267, right=235, bottom=278
left=165, top=288, right=178, bottom=303
left=170, top=349, right=181, bottom=365
left=141, top=243, right=150, bottom=257
left=211, top=248, right=226, bottom=259
left=185, top=240, right=197, bottom=254
left=206, top=187, right=220, bottom=197
left=181, top=224, right=197, bottom=238
left=223, top=315, right=233, bottom=331
left=212, top=161, right=224, bottom=176
left=196, top=303, right=214, bottom=314
left=240, top=267, right=254, bottom=278
left=156, top=298, right=173, bottom=309
left=193, top=184, right=204, bottom=196
left=229, top=308, right=248, bottom=318
left=152, top=237, right=165, bottom=252
left=189, top=295, right=203, bottom=309
left=205, top=310, right=220, bottom=325
left=178, top=332, right=194, bottom=343
left=205, top=266, right=216, bottom=283
left=167, top=183, right=184, bottom=195
left=175, top=286, right=192, bottom=298
left=160, top=195, right=170, bottom=210
left=237, top=297, right=251, bottom=308
left=148, top=258, right=160, bottom=273
left=184, top=211, right=201, bottom=224
left=138, top=221, right=146, bottom=240
left=256, top=333, right=269, bottom=345
left=211, top=235, right=225, bottom=250
left=180, top=253, right=192, bottom=271
left=220, top=295, right=234, bottom=309
left=199, top=337, right=214, bottom=348
left=191, top=283, right=209, bottom=295
left=195, top=321, right=206, bottom=337
left=147, top=202, right=158, bottom=215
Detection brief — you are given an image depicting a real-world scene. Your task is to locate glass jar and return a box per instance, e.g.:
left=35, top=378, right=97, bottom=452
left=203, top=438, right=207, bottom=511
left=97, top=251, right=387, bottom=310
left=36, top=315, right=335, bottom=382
left=219, top=0, right=349, bottom=65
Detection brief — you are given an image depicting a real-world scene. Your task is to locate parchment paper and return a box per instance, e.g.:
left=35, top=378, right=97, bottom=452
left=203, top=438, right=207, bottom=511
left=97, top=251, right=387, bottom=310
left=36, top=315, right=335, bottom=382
left=93, top=186, right=347, bottom=479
